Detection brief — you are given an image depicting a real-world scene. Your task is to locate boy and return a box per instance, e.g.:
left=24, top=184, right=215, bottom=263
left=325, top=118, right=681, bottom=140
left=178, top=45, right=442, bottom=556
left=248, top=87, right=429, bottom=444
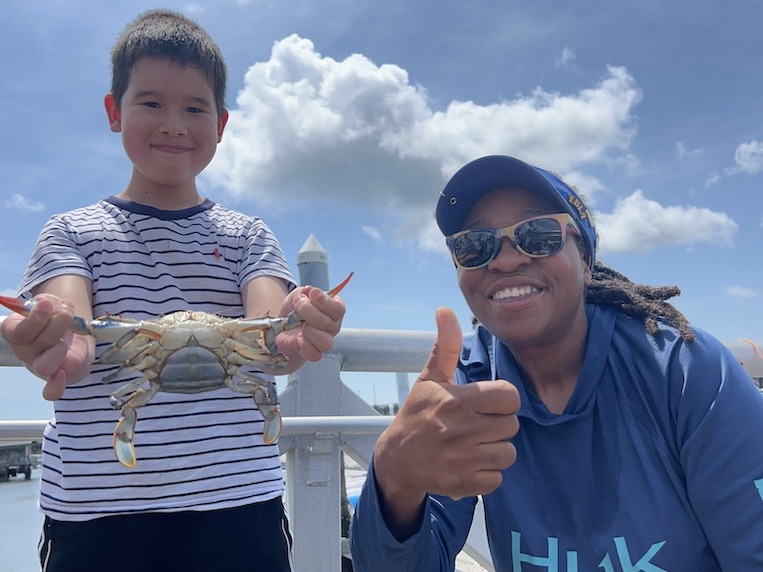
left=0, top=10, right=346, bottom=571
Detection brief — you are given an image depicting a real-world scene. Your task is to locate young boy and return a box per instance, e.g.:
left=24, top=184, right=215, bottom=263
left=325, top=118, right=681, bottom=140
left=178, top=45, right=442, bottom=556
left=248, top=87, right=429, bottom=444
left=0, top=10, right=346, bottom=571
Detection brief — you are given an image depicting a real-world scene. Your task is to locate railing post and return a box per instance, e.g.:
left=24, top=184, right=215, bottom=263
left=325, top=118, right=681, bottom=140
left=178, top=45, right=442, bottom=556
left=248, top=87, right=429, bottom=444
left=395, top=371, right=410, bottom=405
left=296, top=234, right=330, bottom=290
left=281, top=235, right=345, bottom=570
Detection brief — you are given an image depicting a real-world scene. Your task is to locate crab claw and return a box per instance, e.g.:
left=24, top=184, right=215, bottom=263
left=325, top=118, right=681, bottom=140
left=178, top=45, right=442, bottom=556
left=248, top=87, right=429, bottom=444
left=114, top=406, right=138, bottom=469
left=0, top=294, right=94, bottom=336
left=254, top=384, right=283, bottom=444
left=0, top=295, right=35, bottom=316
left=326, top=272, right=354, bottom=298
left=276, top=272, right=355, bottom=333
left=741, top=338, right=763, bottom=361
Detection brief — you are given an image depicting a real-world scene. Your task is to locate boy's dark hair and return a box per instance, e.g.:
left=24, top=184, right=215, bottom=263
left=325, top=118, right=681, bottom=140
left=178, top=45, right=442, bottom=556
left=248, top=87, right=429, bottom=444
left=110, top=9, right=227, bottom=117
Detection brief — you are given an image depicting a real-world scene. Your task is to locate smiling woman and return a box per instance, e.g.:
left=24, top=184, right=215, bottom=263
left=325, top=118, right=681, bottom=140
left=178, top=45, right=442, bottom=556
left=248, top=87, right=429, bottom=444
left=351, top=155, right=763, bottom=571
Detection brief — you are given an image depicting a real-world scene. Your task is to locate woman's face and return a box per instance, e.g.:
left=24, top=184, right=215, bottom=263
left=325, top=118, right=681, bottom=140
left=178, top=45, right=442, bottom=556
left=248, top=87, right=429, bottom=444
left=456, top=187, right=591, bottom=350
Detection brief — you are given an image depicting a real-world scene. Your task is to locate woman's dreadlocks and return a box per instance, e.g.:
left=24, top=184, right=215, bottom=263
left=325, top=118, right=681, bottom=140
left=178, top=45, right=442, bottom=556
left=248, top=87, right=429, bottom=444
left=573, top=182, right=695, bottom=343
left=586, top=261, right=695, bottom=343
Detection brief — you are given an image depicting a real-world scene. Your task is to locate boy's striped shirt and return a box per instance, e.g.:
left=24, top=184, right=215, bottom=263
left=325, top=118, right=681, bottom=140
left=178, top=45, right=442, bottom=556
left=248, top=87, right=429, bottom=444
left=19, top=197, right=295, bottom=521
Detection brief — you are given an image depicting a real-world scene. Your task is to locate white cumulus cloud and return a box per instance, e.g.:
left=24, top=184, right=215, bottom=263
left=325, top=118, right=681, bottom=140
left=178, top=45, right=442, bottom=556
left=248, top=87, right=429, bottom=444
left=555, top=47, right=576, bottom=68
left=203, top=34, right=642, bottom=247
left=730, top=140, right=763, bottom=175
left=595, top=190, right=737, bottom=254
left=676, top=141, right=702, bottom=158
left=725, top=286, right=758, bottom=299
left=362, top=225, right=382, bottom=242
left=5, top=194, right=44, bottom=212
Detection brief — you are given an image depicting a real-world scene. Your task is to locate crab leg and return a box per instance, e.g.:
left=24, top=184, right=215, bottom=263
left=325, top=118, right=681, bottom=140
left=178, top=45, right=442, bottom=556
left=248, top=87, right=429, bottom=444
left=741, top=338, right=763, bottom=361
left=0, top=296, right=31, bottom=315
left=229, top=372, right=283, bottom=443
left=113, top=384, right=159, bottom=468
left=0, top=295, right=142, bottom=342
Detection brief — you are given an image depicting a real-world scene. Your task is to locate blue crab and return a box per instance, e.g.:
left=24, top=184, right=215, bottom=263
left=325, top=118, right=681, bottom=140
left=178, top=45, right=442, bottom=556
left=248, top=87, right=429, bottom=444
left=0, top=273, right=352, bottom=468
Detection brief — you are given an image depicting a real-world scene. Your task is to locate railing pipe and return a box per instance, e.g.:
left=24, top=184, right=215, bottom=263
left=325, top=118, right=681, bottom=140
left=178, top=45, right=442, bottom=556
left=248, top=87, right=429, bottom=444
left=0, top=416, right=393, bottom=442
left=332, top=328, right=435, bottom=372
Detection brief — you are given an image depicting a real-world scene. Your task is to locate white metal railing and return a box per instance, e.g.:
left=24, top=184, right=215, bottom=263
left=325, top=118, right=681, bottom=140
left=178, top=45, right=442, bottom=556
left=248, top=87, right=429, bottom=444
left=0, top=320, right=494, bottom=571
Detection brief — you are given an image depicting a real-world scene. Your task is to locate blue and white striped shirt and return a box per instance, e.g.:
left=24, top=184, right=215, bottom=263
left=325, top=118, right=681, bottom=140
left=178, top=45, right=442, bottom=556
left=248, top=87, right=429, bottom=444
left=19, top=197, right=295, bottom=521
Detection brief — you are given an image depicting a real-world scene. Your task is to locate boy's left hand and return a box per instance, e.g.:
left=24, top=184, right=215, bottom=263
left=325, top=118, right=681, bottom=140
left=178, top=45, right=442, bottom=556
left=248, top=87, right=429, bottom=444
left=276, top=285, right=346, bottom=362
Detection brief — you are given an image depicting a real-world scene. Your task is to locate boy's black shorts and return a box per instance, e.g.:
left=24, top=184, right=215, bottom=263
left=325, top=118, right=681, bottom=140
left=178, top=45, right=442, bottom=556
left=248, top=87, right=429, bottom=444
left=39, top=497, right=293, bottom=571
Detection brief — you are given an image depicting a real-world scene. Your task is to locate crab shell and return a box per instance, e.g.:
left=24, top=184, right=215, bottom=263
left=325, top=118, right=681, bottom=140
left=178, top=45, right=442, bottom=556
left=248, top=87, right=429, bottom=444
left=97, top=311, right=292, bottom=468
left=91, top=311, right=294, bottom=387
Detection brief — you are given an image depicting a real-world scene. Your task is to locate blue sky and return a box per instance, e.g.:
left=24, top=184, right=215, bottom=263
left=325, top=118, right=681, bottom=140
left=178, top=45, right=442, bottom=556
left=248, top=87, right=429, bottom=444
left=1, top=0, right=762, bottom=418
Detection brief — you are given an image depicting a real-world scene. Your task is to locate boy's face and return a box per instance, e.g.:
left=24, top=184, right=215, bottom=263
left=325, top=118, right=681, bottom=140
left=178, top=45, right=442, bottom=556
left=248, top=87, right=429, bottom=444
left=105, top=57, right=228, bottom=193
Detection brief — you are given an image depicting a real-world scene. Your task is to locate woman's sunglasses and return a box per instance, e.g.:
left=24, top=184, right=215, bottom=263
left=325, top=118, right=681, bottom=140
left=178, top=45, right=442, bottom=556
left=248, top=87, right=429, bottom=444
left=446, top=213, right=578, bottom=270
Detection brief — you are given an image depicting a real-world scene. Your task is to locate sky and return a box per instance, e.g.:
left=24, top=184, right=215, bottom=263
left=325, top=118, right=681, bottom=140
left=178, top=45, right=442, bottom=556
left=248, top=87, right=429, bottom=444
left=0, top=0, right=762, bottom=419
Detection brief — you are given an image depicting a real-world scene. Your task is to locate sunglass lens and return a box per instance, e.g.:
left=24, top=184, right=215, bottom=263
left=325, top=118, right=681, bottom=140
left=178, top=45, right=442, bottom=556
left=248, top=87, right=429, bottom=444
left=452, top=230, right=497, bottom=268
left=515, top=218, right=564, bottom=256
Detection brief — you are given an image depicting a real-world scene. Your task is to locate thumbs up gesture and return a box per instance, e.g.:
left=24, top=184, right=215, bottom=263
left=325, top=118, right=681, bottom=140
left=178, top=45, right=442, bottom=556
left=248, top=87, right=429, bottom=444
left=372, top=308, right=520, bottom=535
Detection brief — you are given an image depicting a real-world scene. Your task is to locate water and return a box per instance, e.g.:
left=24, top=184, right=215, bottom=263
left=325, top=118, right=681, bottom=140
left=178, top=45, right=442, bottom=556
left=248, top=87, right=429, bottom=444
left=0, top=469, right=43, bottom=571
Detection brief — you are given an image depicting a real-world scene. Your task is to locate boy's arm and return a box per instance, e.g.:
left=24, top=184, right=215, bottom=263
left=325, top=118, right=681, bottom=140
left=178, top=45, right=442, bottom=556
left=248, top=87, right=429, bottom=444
left=241, top=275, right=291, bottom=321
left=241, top=276, right=346, bottom=374
left=1, top=274, right=95, bottom=400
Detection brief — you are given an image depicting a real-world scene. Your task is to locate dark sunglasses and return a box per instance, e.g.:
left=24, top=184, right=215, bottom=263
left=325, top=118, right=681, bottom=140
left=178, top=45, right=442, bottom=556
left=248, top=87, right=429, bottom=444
left=446, top=213, right=578, bottom=270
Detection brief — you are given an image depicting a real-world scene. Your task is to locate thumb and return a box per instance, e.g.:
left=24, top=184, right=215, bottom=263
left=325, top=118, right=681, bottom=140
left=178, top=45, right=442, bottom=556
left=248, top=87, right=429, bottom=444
left=42, top=369, right=67, bottom=401
left=417, top=307, right=463, bottom=386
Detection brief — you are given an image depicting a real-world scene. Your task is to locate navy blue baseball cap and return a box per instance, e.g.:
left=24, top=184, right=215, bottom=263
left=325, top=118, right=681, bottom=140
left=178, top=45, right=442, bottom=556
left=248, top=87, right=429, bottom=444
left=435, top=155, right=598, bottom=268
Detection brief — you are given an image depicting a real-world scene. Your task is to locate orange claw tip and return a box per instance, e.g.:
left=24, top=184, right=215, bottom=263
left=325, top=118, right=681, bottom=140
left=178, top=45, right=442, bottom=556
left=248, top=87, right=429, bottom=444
left=0, top=294, right=32, bottom=316
left=741, top=338, right=763, bottom=361
left=327, top=272, right=354, bottom=298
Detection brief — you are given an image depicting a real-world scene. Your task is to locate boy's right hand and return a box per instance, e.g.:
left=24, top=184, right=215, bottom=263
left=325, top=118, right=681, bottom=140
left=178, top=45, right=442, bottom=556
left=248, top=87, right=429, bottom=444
left=1, top=294, right=94, bottom=400
left=371, top=307, right=520, bottom=538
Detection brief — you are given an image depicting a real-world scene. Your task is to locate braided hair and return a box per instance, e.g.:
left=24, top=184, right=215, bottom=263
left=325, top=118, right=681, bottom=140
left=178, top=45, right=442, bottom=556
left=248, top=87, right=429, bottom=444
left=571, top=186, right=694, bottom=343
left=587, top=261, right=695, bottom=343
